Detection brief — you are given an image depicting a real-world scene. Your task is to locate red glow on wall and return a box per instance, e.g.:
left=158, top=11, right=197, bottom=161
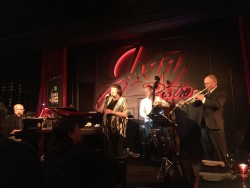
left=130, top=46, right=143, bottom=73
left=96, top=45, right=193, bottom=111
left=174, top=55, right=183, bottom=73
left=114, top=48, right=136, bottom=77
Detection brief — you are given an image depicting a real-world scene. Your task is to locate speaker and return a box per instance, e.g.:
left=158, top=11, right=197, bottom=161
left=232, top=129, right=250, bottom=151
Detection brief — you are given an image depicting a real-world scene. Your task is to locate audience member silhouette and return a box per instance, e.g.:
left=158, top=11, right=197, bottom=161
left=42, top=117, right=115, bottom=188
left=0, top=103, right=42, bottom=188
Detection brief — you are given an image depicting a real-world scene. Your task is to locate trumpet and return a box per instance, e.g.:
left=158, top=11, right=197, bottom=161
left=176, top=88, right=208, bottom=106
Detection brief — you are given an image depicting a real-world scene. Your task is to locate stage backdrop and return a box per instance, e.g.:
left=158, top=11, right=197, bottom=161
left=72, top=17, right=250, bottom=148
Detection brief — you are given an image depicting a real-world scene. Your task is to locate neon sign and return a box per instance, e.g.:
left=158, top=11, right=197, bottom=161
left=96, top=46, right=193, bottom=110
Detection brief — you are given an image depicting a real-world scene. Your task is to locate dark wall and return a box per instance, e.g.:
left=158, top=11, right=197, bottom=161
left=0, top=52, right=41, bottom=113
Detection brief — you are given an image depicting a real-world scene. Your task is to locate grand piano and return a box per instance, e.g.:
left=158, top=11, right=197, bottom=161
left=18, top=107, right=104, bottom=155
left=20, top=107, right=103, bottom=132
left=39, top=107, right=103, bottom=126
left=18, top=107, right=142, bottom=156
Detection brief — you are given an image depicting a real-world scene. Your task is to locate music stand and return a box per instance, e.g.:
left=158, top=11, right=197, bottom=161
left=147, top=106, right=174, bottom=129
left=147, top=106, right=181, bottom=180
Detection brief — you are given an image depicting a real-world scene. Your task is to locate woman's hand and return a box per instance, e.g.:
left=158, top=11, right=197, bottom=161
left=105, top=109, right=116, bottom=115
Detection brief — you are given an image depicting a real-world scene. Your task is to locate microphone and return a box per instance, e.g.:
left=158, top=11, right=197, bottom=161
left=104, top=94, right=111, bottom=104
left=105, top=94, right=111, bottom=98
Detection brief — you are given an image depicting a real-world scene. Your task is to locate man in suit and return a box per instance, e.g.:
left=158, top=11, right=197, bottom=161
left=192, top=74, right=228, bottom=161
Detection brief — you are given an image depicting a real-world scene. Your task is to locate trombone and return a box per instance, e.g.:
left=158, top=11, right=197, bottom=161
left=176, top=87, right=208, bottom=106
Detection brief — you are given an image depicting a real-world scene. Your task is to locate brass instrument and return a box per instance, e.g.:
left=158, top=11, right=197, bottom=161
left=176, top=87, right=208, bottom=106
left=169, top=88, right=208, bottom=115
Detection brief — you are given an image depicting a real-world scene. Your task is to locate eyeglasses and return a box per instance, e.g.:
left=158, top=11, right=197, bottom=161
left=17, top=109, right=25, bottom=111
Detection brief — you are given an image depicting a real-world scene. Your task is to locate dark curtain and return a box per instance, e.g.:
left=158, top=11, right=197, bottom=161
left=239, top=14, right=250, bottom=108
left=36, top=48, right=67, bottom=116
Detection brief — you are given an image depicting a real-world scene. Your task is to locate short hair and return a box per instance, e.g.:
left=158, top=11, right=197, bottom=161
left=206, top=74, right=217, bottom=84
left=112, top=84, right=123, bottom=96
left=53, top=118, right=79, bottom=137
left=48, top=117, right=80, bottom=148
left=143, top=84, right=153, bottom=90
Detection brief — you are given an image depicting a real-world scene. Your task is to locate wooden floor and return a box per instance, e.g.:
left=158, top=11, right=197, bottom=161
left=125, top=149, right=202, bottom=188
left=126, top=158, right=166, bottom=188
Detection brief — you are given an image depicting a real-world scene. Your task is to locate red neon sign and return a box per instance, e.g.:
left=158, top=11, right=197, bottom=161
left=96, top=46, right=193, bottom=109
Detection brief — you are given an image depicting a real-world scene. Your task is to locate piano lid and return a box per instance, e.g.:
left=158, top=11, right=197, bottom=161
left=49, top=106, right=78, bottom=112
left=48, top=107, right=100, bottom=117
left=47, top=107, right=103, bottom=126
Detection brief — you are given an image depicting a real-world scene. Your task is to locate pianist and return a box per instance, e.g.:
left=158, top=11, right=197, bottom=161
left=6, top=103, right=25, bottom=136
left=0, top=103, right=42, bottom=188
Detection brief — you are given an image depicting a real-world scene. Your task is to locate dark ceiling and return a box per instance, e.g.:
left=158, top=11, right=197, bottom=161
left=0, top=0, right=249, bottom=58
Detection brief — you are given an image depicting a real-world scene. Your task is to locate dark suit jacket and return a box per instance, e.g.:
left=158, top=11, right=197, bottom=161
left=6, top=114, right=23, bottom=134
left=0, top=135, right=42, bottom=188
left=193, top=87, right=227, bottom=129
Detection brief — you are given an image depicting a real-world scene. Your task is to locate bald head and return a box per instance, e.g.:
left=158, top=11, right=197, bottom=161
left=14, top=104, right=25, bottom=117
left=204, top=74, right=218, bottom=91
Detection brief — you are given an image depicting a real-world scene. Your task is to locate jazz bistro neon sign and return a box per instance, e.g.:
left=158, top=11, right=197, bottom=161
left=97, top=46, right=193, bottom=106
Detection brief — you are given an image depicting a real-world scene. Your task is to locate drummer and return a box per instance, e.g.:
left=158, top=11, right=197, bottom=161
left=139, top=84, right=170, bottom=161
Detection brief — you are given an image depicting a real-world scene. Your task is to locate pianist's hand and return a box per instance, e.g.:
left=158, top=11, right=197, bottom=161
left=10, top=129, right=22, bottom=135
